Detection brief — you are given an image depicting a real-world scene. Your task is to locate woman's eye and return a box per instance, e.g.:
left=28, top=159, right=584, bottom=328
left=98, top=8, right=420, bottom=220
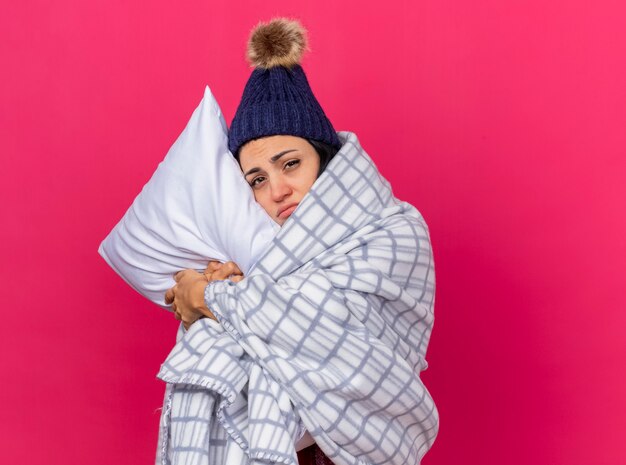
left=250, top=176, right=266, bottom=188
left=284, top=159, right=300, bottom=169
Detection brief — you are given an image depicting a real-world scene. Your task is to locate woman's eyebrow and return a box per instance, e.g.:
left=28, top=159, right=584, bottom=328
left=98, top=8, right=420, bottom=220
left=270, top=149, right=297, bottom=163
left=244, top=149, right=298, bottom=177
left=244, top=167, right=261, bottom=177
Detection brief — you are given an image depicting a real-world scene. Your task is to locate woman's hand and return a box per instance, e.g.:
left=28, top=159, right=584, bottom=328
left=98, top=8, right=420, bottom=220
left=164, top=269, right=211, bottom=330
left=203, top=260, right=245, bottom=284
left=164, top=261, right=244, bottom=330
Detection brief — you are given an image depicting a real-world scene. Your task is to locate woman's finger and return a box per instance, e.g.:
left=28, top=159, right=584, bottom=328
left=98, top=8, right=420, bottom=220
left=204, top=261, right=222, bottom=274
left=229, top=261, right=244, bottom=275
left=203, top=261, right=223, bottom=282
left=165, top=287, right=175, bottom=305
left=213, top=261, right=243, bottom=280
left=229, top=275, right=244, bottom=283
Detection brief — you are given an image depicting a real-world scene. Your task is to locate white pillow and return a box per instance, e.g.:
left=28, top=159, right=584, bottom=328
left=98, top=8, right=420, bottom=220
left=98, top=86, right=278, bottom=308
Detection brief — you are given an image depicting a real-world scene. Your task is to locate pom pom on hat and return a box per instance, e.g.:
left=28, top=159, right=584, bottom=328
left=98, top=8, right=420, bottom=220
left=229, top=17, right=341, bottom=155
left=246, top=18, right=308, bottom=69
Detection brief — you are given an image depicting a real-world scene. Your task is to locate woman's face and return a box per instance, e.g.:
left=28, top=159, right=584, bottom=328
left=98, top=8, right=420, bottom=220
left=239, top=135, right=320, bottom=226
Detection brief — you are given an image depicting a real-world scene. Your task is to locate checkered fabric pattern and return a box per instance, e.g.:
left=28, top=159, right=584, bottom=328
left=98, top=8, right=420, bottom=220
left=155, top=132, right=439, bottom=465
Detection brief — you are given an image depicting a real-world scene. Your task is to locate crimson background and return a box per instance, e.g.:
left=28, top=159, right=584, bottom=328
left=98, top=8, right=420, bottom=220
left=2, top=1, right=625, bottom=464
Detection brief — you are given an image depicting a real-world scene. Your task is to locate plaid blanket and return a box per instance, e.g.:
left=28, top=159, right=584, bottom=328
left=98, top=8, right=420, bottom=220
left=155, top=132, right=439, bottom=465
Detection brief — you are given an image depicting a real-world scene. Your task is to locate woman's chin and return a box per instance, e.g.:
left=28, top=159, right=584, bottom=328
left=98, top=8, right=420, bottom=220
left=273, top=216, right=286, bottom=227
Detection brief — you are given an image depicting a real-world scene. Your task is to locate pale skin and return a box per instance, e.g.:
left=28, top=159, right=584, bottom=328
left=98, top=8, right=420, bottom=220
left=165, top=135, right=320, bottom=330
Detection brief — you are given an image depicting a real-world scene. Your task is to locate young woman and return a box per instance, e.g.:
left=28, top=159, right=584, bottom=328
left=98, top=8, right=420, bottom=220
left=160, top=18, right=438, bottom=465
left=165, top=135, right=337, bottom=326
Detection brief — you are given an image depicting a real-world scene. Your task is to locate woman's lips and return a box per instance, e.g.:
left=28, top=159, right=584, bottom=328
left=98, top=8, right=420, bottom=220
left=278, top=203, right=298, bottom=219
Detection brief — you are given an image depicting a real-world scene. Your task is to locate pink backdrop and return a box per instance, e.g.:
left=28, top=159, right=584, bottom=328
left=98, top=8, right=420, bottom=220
left=2, top=1, right=625, bottom=464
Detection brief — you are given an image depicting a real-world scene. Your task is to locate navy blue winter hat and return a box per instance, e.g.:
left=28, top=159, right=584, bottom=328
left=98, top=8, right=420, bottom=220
left=228, top=18, right=341, bottom=156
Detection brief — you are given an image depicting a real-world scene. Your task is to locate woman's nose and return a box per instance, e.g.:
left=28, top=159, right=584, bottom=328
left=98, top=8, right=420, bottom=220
left=269, top=177, right=292, bottom=201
